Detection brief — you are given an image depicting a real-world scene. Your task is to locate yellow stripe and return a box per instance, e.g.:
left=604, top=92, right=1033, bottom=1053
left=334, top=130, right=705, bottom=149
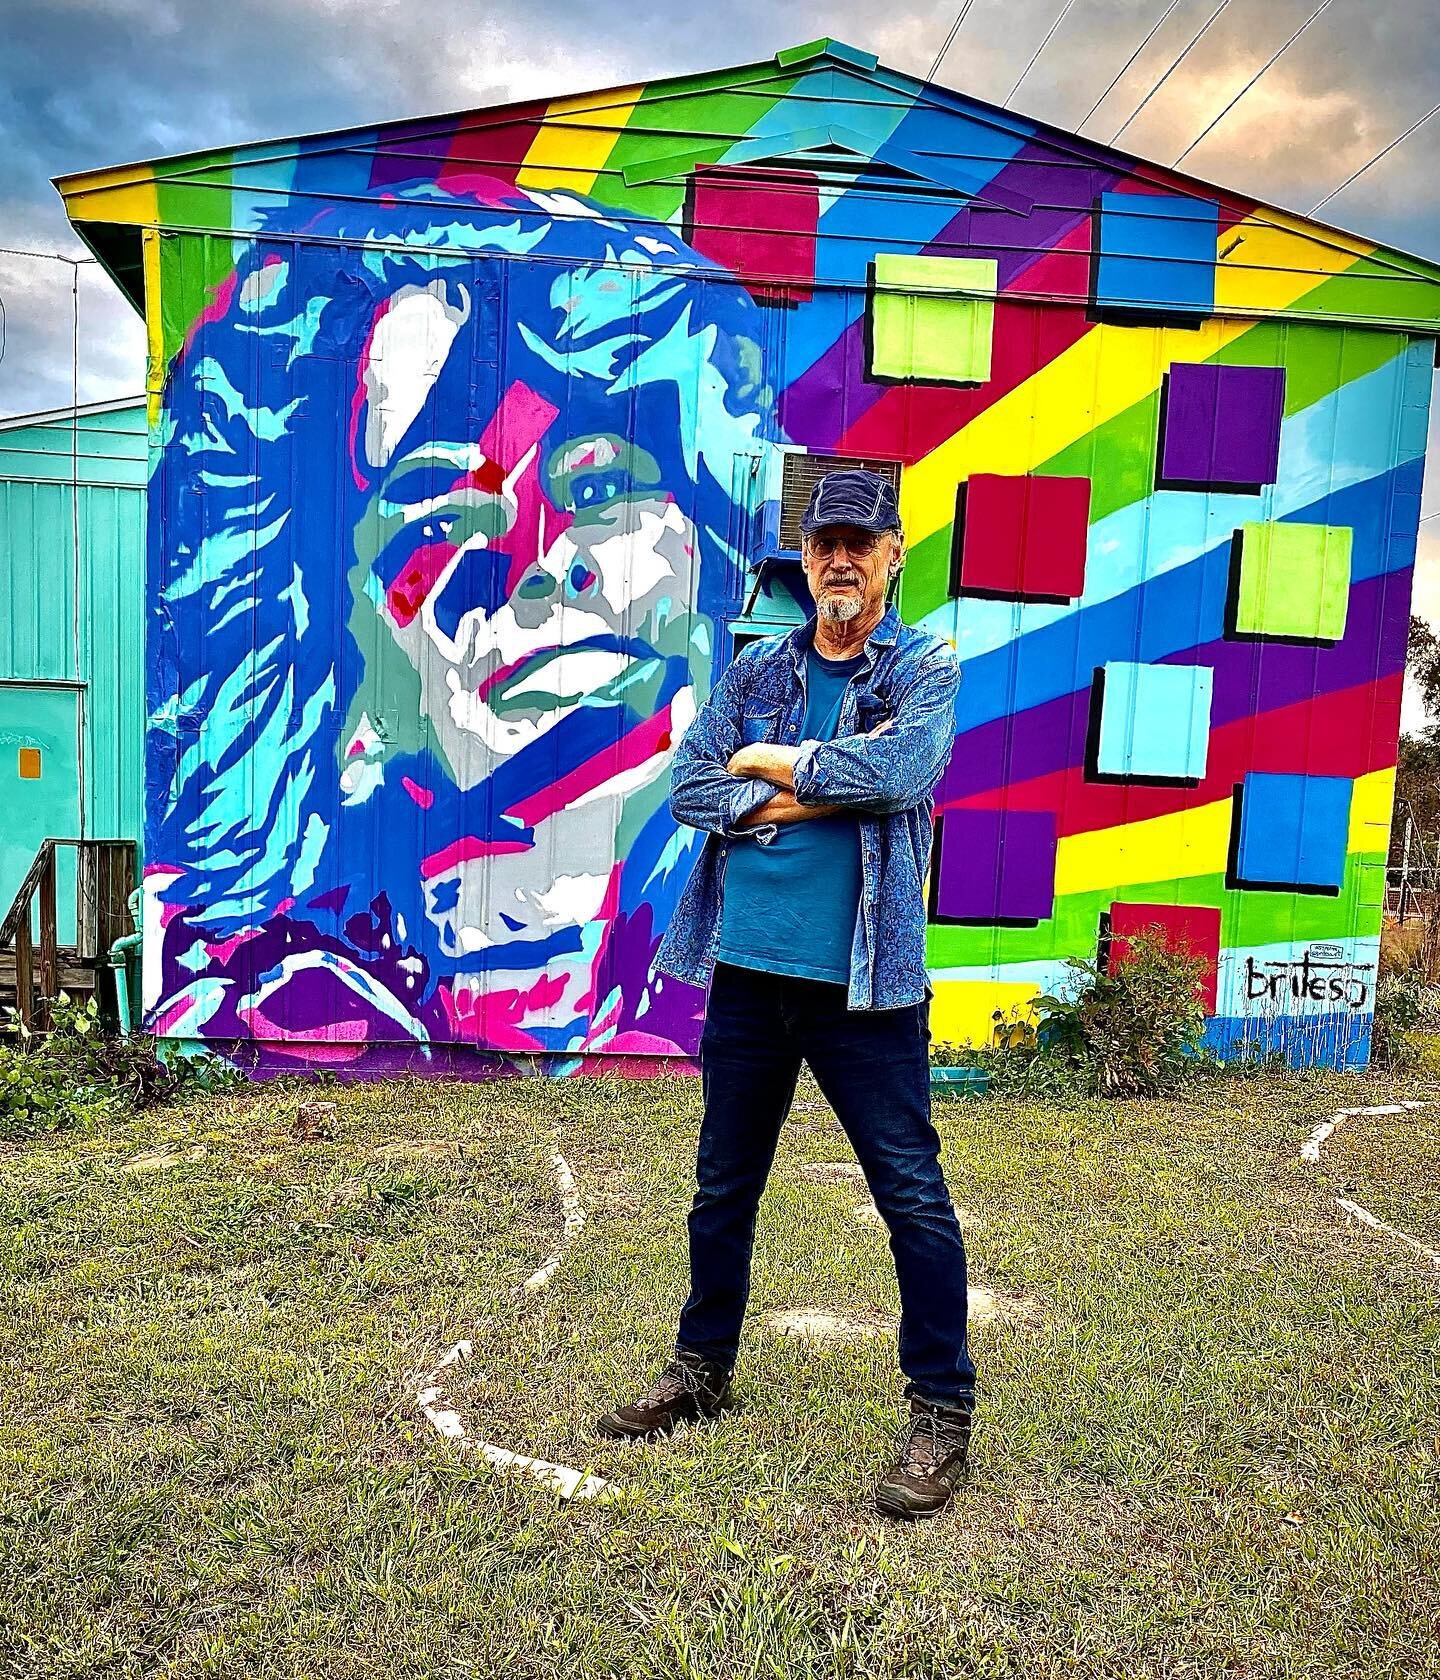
left=901, top=212, right=1381, bottom=552
left=1215, top=210, right=1373, bottom=317
left=1348, top=766, right=1395, bottom=851
left=516, top=87, right=643, bottom=194
left=930, top=980, right=1041, bottom=1049
left=58, top=168, right=160, bottom=228
left=1049, top=766, right=1395, bottom=902
left=900, top=316, right=1248, bottom=547
left=1054, top=793, right=1233, bottom=899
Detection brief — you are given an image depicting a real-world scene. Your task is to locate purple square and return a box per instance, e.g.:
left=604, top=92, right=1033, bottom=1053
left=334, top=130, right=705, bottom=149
left=1160, top=363, right=1285, bottom=490
left=935, top=809, right=1057, bottom=923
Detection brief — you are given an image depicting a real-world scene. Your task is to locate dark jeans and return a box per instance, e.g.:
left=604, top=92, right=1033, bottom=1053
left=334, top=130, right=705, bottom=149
left=676, top=962, right=976, bottom=1410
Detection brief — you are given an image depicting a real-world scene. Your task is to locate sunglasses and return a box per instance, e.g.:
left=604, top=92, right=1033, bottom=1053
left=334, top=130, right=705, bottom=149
left=804, top=532, right=884, bottom=559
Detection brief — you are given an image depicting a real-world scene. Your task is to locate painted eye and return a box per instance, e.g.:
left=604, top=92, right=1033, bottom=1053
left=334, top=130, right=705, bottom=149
left=569, top=471, right=629, bottom=511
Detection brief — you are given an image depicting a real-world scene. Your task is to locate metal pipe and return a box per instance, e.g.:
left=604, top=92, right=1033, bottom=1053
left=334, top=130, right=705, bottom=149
left=107, top=930, right=142, bottom=1035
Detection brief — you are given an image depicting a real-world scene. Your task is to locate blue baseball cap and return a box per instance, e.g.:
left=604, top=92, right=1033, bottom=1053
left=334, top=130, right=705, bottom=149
left=799, top=468, right=901, bottom=536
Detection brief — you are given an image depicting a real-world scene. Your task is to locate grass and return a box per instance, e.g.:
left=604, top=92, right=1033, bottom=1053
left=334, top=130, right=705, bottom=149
left=1, top=1059, right=1439, bottom=1678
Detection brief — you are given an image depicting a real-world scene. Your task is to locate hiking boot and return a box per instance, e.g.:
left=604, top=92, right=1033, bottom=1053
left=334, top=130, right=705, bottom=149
left=595, top=1348, right=733, bottom=1439
left=874, top=1396, right=972, bottom=1520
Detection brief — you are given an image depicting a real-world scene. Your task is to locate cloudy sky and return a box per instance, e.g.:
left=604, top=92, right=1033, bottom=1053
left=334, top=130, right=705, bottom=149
left=3, top=0, right=1438, bottom=705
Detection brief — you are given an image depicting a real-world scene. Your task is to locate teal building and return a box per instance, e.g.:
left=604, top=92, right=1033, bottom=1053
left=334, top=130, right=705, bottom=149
left=0, top=397, right=146, bottom=936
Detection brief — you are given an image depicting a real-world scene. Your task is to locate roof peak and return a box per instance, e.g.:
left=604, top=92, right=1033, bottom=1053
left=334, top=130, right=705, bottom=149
left=773, top=40, right=878, bottom=72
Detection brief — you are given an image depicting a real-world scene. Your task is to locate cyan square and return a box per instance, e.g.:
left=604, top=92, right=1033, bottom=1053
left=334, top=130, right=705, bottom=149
left=1095, top=662, right=1213, bottom=781
left=1234, top=772, right=1352, bottom=891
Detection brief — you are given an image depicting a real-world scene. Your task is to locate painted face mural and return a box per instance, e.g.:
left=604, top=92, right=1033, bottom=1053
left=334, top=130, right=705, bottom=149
left=147, top=182, right=774, bottom=1068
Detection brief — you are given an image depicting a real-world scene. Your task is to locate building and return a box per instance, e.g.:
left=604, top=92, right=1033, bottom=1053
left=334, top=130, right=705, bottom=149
left=54, top=39, right=1440, bottom=1073
left=0, top=398, right=146, bottom=942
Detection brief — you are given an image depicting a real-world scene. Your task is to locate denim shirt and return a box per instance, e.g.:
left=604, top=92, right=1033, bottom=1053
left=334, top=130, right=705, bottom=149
left=655, top=605, right=962, bottom=1011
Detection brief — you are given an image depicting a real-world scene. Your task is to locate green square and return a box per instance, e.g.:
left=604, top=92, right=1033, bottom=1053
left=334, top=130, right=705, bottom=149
left=870, top=254, right=997, bottom=385
left=1234, top=522, right=1352, bottom=641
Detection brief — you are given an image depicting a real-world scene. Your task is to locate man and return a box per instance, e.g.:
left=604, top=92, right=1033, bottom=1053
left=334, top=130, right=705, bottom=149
left=597, top=468, right=976, bottom=1521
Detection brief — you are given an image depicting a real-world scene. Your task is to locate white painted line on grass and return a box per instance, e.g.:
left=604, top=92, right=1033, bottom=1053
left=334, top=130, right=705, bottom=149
left=1300, top=1103, right=1426, bottom=1163
left=1300, top=1099, right=1438, bottom=1269
left=521, top=1150, right=585, bottom=1294
left=413, top=1149, right=614, bottom=1502
left=1335, top=1197, right=1440, bottom=1268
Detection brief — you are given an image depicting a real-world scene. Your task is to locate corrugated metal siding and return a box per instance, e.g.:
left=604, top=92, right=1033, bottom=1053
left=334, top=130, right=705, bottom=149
left=0, top=477, right=79, bottom=681
left=95, top=50, right=1440, bottom=1071
left=0, top=404, right=147, bottom=850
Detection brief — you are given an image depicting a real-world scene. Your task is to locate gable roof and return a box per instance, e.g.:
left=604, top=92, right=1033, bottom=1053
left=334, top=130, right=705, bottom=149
left=55, top=37, right=1440, bottom=336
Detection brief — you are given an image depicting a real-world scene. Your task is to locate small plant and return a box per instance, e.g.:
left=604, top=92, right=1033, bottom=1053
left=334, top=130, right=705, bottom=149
left=0, top=995, right=242, bottom=1141
left=1032, top=928, right=1210, bottom=1098
left=1379, top=912, right=1425, bottom=978
left=930, top=1007, right=1092, bottom=1100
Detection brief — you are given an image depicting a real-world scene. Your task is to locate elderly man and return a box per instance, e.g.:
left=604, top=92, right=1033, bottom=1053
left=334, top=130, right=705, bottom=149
left=597, top=468, right=975, bottom=1520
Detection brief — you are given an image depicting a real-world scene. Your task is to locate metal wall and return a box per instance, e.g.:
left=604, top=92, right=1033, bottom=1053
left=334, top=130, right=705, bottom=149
left=0, top=401, right=147, bottom=913
left=62, top=43, right=1440, bottom=1070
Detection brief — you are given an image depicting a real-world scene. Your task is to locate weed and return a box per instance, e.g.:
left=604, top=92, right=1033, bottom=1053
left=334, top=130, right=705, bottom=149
left=0, top=995, right=241, bottom=1140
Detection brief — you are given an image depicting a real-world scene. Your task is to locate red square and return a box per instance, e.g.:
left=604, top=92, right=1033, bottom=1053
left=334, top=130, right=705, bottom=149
left=955, top=473, right=1091, bottom=601
left=686, top=166, right=819, bottom=303
left=1108, top=902, right=1221, bottom=1014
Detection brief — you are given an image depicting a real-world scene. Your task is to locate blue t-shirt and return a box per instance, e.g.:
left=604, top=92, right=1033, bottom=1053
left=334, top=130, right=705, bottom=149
left=717, top=648, right=865, bottom=986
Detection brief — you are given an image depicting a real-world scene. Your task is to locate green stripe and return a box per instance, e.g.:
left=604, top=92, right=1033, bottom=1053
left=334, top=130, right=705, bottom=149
left=155, top=152, right=237, bottom=370
left=926, top=850, right=1387, bottom=970
left=586, top=65, right=801, bottom=222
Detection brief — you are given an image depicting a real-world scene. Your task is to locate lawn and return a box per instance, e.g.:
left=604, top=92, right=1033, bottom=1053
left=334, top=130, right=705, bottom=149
left=2, top=1058, right=1438, bottom=1679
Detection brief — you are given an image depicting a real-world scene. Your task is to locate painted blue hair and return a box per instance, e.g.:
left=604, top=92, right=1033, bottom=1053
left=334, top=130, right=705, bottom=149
left=149, top=180, right=777, bottom=936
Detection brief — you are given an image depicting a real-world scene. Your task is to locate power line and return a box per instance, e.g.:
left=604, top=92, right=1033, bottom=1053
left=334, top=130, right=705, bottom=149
left=1078, top=0, right=1187, bottom=131
left=0, top=246, right=97, bottom=266
left=1311, top=97, right=1440, bottom=213
left=1005, top=0, right=1083, bottom=106
left=1111, top=0, right=1236, bottom=144
left=1175, top=0, right=1336, bottom=165
left=928, top=0, right=982, bottom=84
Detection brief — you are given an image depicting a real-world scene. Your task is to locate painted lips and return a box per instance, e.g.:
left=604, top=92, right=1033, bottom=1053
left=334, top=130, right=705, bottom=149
left=480, top=637, right=653, bottom=716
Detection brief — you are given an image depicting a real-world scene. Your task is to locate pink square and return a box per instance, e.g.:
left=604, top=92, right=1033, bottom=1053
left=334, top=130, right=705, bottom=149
left=955, top=474, right=1091, bottom=601
left=1108, top=902, right=1221, bottom=1014
left=686, top=166, right=819, bottom=303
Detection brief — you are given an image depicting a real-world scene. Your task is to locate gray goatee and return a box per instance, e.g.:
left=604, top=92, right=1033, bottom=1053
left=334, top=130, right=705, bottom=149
left=817, top=593, right=864, bottom=623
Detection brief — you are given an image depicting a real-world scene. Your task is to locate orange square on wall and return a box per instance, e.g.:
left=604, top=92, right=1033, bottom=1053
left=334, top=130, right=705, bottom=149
left=18, top=747, right=41, bottom=780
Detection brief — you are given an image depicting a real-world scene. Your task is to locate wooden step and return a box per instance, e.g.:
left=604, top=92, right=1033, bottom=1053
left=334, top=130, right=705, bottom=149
left=0, top=950, right=102, bottom=994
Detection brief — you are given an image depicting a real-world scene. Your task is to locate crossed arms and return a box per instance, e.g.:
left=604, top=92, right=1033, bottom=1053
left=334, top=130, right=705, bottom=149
left=669, top=646, right=962, bottom=840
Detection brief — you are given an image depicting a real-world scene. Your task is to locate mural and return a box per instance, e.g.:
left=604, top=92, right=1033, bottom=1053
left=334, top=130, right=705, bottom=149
left=59, top=39, right=1440, bottom=1069
left=143, top=193, right=774, bottom=1069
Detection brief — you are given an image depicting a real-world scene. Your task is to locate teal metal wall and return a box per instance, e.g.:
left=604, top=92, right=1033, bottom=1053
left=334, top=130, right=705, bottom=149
left=0, top=398, right=146, bottom=911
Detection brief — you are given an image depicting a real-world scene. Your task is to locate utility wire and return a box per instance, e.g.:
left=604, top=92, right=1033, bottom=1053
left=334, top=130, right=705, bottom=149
left=1005, top=0, right=1083, bottom=106
left=1175, top=0, right=1336, bottom=165
left=1078, top=0, right=1187, bottom=130
left=928, top=0, right=982, bottom=83
left=1312, top=97, right=1440, bottom=212
left=0, top=246, right=95, bottom=265
left=1111, top=0, right=1235, bottom=143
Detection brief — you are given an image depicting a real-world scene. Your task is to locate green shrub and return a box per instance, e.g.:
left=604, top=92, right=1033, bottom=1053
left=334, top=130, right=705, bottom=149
left=1, top=995, right=241, bottom=1141
left=1370, top=972, right=1423, bottom=1071
left=1033, top=929, right=1210, bottom=1098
